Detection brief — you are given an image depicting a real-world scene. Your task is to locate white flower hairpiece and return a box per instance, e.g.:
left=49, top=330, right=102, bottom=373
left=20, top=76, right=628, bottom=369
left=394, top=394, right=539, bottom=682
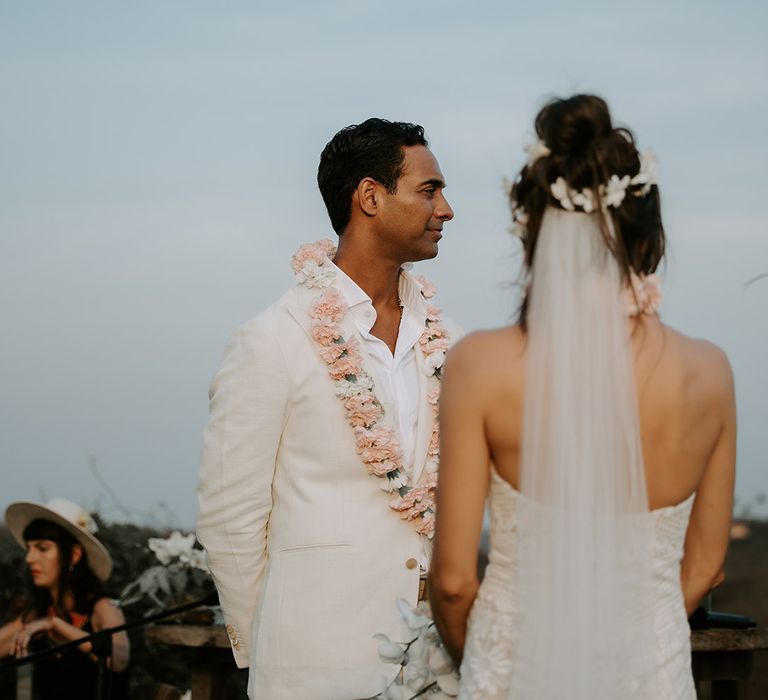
left=630, top=149, right=659, bottom=196
left=524, top=139, right=551, bottom=166
left=549, top=148, right=659, bottom=213
left=510, top=205, right=529, bottom=238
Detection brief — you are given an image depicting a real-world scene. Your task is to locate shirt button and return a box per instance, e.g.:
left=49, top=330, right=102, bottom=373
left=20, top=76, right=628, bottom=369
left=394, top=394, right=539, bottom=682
left=405, top=558, right=418, bottom=570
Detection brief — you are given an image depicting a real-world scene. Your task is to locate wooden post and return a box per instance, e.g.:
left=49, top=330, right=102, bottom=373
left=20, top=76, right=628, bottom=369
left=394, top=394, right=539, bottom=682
left=15, top=665, right=32, bottom=700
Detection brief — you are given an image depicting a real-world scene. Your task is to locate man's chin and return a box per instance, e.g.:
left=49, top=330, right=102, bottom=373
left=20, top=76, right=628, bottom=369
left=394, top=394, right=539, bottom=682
left=404, top=247, right=438, bottom=264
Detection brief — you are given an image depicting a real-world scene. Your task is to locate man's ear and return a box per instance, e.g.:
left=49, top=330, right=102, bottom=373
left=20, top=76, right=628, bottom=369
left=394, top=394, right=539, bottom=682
left=70, top=544, right=83, bottom=567
left=355, top=177, right=379, bottom=217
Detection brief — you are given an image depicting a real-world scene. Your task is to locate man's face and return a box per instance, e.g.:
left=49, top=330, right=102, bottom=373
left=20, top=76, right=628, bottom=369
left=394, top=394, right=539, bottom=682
left=375, top=145, right=453, bottom=262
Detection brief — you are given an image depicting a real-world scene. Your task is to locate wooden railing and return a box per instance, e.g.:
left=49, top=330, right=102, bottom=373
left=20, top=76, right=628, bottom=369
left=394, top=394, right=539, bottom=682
left=141, top=623, right=768, bottom=700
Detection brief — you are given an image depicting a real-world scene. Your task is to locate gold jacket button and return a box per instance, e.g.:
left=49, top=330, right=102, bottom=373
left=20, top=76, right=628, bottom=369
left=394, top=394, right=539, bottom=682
left=405, top=558, right=418, bottom=570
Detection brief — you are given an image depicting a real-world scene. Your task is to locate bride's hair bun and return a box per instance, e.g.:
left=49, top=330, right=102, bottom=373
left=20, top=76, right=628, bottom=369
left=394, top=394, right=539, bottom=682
left=536, top=94, right=613, bottom=157
left=510, top=94, right=666, bottom=327
left=534, top=94, right=639, bottom=193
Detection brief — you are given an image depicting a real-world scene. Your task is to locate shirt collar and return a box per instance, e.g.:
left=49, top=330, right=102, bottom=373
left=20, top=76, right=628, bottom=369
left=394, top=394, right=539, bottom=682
left=328, top=260, right=428, bottom=334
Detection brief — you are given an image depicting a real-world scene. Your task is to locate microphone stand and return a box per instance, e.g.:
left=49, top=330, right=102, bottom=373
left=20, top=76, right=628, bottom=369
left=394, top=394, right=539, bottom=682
left=1, top=590, right=219, bottom=700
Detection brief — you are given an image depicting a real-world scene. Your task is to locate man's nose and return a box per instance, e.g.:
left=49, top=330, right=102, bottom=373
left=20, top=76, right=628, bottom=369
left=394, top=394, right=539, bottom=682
left=436, top=193, right=454, bottom=222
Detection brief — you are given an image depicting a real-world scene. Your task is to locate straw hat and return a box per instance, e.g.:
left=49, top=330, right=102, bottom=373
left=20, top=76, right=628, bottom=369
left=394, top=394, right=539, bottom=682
left=5, top=498, right=113, bottom=582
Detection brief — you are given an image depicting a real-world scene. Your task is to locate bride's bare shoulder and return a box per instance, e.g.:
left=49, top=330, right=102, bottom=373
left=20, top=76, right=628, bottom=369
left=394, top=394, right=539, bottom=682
left=657, top=322, right=733, bottom=392
left=444, top=325, right=526, bottom=378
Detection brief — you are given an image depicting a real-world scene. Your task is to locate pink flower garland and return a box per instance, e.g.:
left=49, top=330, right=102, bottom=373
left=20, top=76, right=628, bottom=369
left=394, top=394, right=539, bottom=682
left=296, top=240, right=447, bottom=538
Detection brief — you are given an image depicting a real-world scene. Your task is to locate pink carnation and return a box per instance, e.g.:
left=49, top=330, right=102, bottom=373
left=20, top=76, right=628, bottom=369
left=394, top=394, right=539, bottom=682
left=426, top=304, right=442, bottom=322
left=361, top=442, right=403, bottom=464
left=365, top=459, right=401, bottom=477
left=642, top=273, right=663, bottom=313
left=345, top=393, right=384, bottom=428
left=391, top=485, right=434, bottom=520
left=311, top=319, right=341, bottom=345
left=292, top=242, right=327, bottom=273
left=420, top=324, right=447, bottom=345
left=319, top=343, right=344, bottom=364
left=428, top=426, right=439, bottom=457
left=319, top=338, right=360, bottom=365
left=423, top=336, right=450, bottom=354
left=357, top=426, right=403, bottom=464
left=311, top=289, right=346, bottom=322
left=624, top=271, right=663, bottom=316
left=354, top=427, right=377, bottom=450
left=416, top=275, right=437, bottom=299
left=414, top=511, right=436, bottom=536
left=328, top=352, right=363, bottom=380
left=427, top=387, right=441, bottom=408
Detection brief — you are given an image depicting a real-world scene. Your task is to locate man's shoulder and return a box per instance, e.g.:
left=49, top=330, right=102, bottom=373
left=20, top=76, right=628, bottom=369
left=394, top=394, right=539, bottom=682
left=229, top=286, right=305, bottom=347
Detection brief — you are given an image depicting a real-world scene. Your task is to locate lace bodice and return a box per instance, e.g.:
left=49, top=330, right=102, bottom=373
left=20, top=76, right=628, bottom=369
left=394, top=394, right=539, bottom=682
left=459, top=468, right=696, bottom=699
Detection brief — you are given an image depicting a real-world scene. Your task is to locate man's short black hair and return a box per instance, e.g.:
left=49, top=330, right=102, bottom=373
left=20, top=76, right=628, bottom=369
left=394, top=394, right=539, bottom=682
left=317, top=118, right=428, bottom=234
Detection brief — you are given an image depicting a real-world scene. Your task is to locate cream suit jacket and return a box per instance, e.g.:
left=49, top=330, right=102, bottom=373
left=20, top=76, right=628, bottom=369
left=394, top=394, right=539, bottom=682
left=197, top=276, right=461, bottom=699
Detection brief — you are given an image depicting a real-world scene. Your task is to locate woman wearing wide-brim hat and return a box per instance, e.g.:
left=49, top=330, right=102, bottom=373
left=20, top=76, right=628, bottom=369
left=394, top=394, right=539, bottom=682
left=0, top=498, right=130, bottom=699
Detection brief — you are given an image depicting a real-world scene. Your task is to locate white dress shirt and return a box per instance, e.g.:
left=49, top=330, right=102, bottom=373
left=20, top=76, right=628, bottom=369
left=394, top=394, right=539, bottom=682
left=332, top=262, right=430, bottom=570
left=332, top=263, right=426, bottom=475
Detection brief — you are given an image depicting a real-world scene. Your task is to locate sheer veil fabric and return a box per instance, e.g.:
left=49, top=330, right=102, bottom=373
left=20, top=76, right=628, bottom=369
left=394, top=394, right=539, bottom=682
left=509, top=207, right=656, bottom=698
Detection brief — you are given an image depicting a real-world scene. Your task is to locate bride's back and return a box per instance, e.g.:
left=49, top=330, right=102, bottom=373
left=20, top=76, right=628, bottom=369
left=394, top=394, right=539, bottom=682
left=477, top=314, right=732, bottom=510
left=431, top=94, right=735, bottom=700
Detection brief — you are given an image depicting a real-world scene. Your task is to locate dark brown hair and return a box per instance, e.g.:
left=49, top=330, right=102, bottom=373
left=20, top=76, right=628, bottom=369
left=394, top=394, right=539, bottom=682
left=21, top=518, right=103, bottom=622
left=511, top=94, right=665, bottom=326
left=317, top=118, right=428, bottom=235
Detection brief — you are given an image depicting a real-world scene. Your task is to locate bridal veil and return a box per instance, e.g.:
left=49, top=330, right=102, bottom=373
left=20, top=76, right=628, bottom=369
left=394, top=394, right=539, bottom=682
left=509, top=207, right=655, bottom=698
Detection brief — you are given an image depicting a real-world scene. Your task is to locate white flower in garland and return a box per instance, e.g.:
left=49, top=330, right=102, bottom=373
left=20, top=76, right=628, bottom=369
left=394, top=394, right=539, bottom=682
left=296, top=260, right=336, bottom=288
left=424, top=350, right=447, bottom=377
left=334, top=373, right=375, bottom=398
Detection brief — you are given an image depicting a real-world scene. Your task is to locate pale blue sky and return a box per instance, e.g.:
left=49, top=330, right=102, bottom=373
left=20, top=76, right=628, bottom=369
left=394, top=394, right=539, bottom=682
left=2, top=1, right=767, bottom=527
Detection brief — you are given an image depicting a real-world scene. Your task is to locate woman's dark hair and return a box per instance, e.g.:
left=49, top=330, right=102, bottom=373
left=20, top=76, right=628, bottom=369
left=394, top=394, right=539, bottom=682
left=511, top=94, right=665, bottom=327
left=21, top=519, right=103, bottom=622
left=317, top=117, right=428, bottom=234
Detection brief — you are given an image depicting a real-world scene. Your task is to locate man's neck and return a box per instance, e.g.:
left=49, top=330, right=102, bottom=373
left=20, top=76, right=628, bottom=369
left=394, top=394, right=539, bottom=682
left=333, top=233, right=404, bottom=354
left=333, top=236, right=402, bottom=309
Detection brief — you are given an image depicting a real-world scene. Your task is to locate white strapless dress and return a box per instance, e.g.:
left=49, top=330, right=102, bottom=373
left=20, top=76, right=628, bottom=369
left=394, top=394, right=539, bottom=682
left=459, top=468, right=697, bottom=699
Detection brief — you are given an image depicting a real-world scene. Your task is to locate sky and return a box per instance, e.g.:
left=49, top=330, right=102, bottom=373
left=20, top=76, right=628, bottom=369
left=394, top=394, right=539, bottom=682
left=1, top=1, right=767, bottom=529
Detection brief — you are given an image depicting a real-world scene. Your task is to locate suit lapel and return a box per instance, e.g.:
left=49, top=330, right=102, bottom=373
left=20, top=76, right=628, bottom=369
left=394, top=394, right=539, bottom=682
left=286, top=282, right=391, bottom=426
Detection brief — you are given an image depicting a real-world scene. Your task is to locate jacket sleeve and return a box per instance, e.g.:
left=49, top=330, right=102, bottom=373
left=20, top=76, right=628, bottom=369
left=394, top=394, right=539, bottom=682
left=196, top=315, right=290, bottom=667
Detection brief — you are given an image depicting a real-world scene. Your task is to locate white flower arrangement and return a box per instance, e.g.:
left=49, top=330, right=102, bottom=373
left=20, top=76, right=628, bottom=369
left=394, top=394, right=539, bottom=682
left=119, top=531, right=211, bottom=612
left=548, top=148, right=659, bottom=214
left=375, top=599, right=459, bottom=700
